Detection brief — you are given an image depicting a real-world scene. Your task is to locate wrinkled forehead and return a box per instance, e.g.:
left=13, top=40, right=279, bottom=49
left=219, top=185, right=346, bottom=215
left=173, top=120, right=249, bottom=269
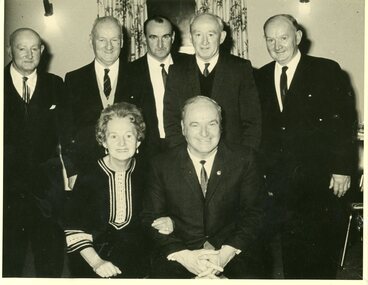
left=12, top=30, right=42, bottom=46
left=265, top=17, right=296, bottom=34
left=191, top=15, right=221, bottom=33
left=93, top=21, right=121, bottom=37
left=184, top=101, right=220, bottom=122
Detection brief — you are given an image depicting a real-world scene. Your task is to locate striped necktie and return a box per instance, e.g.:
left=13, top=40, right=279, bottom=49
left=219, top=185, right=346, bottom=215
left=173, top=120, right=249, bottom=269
left=104, top=68, right=112, bottom=98
left=200, top=160, right=208, bottom=196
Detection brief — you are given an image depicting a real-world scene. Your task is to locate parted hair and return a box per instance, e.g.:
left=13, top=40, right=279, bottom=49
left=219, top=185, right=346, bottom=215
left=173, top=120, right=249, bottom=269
left=96, top=102, right=146, bottom=145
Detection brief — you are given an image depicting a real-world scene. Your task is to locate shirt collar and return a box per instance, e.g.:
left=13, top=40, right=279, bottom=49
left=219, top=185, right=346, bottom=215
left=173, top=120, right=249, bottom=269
left=94, top=58, right=119, bottom=75
left=195, top=53, right=219, bottom=73
left=147, top=53, right=173, bottom=71
left=275, top=49, right=301, bottom=73
left=10, top=63, right=37, bottom=81
left=187, top=147, right=218, bottom=165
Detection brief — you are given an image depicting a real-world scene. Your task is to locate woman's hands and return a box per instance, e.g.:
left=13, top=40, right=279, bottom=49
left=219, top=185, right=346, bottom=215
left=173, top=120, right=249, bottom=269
left=80, top=247, right=122, bottom=278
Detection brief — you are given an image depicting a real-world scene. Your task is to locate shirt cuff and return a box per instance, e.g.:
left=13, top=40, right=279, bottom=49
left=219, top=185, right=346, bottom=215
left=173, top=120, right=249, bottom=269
left=221, top=244, right=241, bottom=255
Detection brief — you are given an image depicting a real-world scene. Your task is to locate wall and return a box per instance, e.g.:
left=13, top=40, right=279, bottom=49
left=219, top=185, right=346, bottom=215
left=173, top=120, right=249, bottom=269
left=4, top=0, right=365, bottom=122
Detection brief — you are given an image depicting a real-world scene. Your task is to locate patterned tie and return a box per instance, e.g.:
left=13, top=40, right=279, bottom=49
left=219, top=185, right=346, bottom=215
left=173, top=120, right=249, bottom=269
left=280, top=66, right=288, bottom=105
left=200, top=160, right=208, bottom=196
left=160, top=63, right=167, bottom=87
left=22, top=76, right=29, bottom=103
left=104, top=68, right=112, bottom=98
left=203, top=63, right=210, bottom=77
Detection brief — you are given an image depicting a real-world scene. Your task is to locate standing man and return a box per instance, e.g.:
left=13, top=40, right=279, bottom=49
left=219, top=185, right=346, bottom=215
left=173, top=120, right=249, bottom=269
left=256, top=14, right=354, bottom=279
left=143, top=96, right=265, bottom=279
left=61, top=16, right=128, bottom=186
left=3, top=28, right=64, bottom=277
left=164, top=13, right=261, bottom=150
left=125, top=15, right=189, bottom=158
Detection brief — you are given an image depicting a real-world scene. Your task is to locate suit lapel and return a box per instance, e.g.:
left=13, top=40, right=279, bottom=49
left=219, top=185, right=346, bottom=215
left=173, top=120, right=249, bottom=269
left=188, top=56, right=201, bottom=96
left=265, top=62, right=281, bottom=114
left=179, top=148, right=205, bottom=201
left=86, top=62, right=103, bottom=107
left=205, top=144, right=226, bottom=204
left=211, top=55, right=225, bottom=101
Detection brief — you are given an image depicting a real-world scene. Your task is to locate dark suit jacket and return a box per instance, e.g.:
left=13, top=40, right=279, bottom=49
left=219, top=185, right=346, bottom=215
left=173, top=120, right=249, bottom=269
left=256, top=54, right=354, bottom=188
left=4, top=63, right=63, bottom=201
left=163, top=53, right=261, bottom=150
left=124, top=53, right=190, bottom=158
left=61, top=60, right=128, bottom=175
left=142, top=143, right=265, bottom=257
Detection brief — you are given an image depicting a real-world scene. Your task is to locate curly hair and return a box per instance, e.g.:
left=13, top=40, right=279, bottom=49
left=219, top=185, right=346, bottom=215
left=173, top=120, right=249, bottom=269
left=96, top=102, right=146, bottom=146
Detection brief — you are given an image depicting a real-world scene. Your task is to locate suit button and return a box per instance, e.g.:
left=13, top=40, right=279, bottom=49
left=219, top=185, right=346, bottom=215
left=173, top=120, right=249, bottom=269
left=130, top=96, right=134, bottom=99
left=333, top=114, right=340, bottom=119
left=281, top=127, right=286, bottom=131
left=308, top=94, right=312, bottom=98
left=318, top=118, right=323, bottom=122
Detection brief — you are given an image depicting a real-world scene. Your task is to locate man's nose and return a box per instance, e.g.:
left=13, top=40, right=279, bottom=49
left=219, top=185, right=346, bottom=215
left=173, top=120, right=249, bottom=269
left=202, top=36, right=209, bottom=45
left=158, top=38, right=163, bottom=48
left=200, top=126, right=208, bottom=137
left=275, top=40, right=282, bottom=50
left=106, top=40, right=113, bottom=49
left=25, top=49, right=33, bottom=59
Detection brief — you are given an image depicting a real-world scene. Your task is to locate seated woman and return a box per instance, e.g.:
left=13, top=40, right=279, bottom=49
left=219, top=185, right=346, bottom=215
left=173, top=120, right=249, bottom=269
left=63, top=102, right=170, bottom=278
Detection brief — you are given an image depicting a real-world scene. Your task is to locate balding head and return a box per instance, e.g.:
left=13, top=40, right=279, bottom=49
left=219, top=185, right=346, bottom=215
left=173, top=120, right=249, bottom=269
left=8, top=28, right=44, bottom=76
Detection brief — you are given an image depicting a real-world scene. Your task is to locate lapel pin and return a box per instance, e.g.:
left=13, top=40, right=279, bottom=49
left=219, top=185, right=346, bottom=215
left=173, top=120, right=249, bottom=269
left=217, top=170, right=221, bottom=176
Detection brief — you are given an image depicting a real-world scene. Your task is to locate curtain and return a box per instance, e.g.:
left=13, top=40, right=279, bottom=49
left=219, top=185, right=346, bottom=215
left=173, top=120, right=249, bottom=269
left=195, top=0, right=248, bottom=59
left=97, top=0, right=147, bottom=61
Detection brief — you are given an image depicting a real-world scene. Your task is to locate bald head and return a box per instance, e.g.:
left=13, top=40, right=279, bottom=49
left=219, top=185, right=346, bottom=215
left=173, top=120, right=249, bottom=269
left=8, top=28, right=44, bottom=76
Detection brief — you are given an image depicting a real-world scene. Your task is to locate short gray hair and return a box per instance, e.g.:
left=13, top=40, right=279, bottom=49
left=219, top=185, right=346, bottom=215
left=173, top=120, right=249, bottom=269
left=263, top=14, right=300, bottom=33
left=190, top=13, right=224, bottom=33
left=91, top=16, right=122, bottom=38
left=181, top=96, right=222, bottom=124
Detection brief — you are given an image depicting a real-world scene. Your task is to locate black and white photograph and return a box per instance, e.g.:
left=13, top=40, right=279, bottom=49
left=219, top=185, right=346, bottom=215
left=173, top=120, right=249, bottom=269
left=1, top=0, right=366, bottom=283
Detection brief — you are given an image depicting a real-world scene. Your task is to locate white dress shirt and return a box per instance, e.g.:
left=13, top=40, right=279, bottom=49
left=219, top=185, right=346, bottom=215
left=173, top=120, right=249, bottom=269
left=274, top=50, right=301, bottom=111
left=195, top=53, right=219, bottom=75
left=95, top=59, right=119, bottom=108
left=147, top=53, right=173, bottom=138
left=10, top=64, right=37, bottom=100
left=187, top=148, right=217, bottom=184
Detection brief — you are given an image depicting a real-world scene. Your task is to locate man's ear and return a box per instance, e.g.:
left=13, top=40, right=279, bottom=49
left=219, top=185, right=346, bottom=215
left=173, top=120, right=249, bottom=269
left=171, top=31, right=176, bottom=44
left=137, top=141, right=141, bottom=148
left=7, top=46, right=12, bottom=60
left=40, top=44, right=45, bottom=54
left=220, top=30, right=227, bottom=44
left=296, top=30, right=303, bottom=45
left=120, top=35, right=124, bottom=48
left=181, top=120, right=185, bottom=136
left=89, top=34, right=93, bottom=48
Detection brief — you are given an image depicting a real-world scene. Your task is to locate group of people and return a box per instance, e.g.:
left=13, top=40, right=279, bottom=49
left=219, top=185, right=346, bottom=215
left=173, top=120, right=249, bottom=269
left=3, top=11, right=355, bottom=279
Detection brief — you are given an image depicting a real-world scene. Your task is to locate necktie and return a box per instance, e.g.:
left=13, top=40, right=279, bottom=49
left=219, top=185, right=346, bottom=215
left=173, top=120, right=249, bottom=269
left=160, top=63, right=167, bottom=87
left=104, top=68, right=112, bottom=98
left=199, top=160, right=208, bottom=196
left=22, top=76, right=29, bottom=103
left=280, top=66, right=288, bottom=104
left=203, top=63, right=210, bottom=77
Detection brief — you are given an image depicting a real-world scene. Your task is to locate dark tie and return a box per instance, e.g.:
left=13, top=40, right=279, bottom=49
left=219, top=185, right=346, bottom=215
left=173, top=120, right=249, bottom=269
left=203, top=63, right=210, bottom=77
left=160, top=63, right=167, bottom=87
left=280, top=66, right=288, bottom=104
left=22, top=76, right=29, bottom=103
left=104, top=68, right=112, bottom=98
left=200, top=160, right=208, bottom=196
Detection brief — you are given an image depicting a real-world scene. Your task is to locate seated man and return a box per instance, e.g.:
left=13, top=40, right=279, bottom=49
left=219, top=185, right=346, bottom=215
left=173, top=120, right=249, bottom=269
left=142, top=96, right=266, bottom=279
